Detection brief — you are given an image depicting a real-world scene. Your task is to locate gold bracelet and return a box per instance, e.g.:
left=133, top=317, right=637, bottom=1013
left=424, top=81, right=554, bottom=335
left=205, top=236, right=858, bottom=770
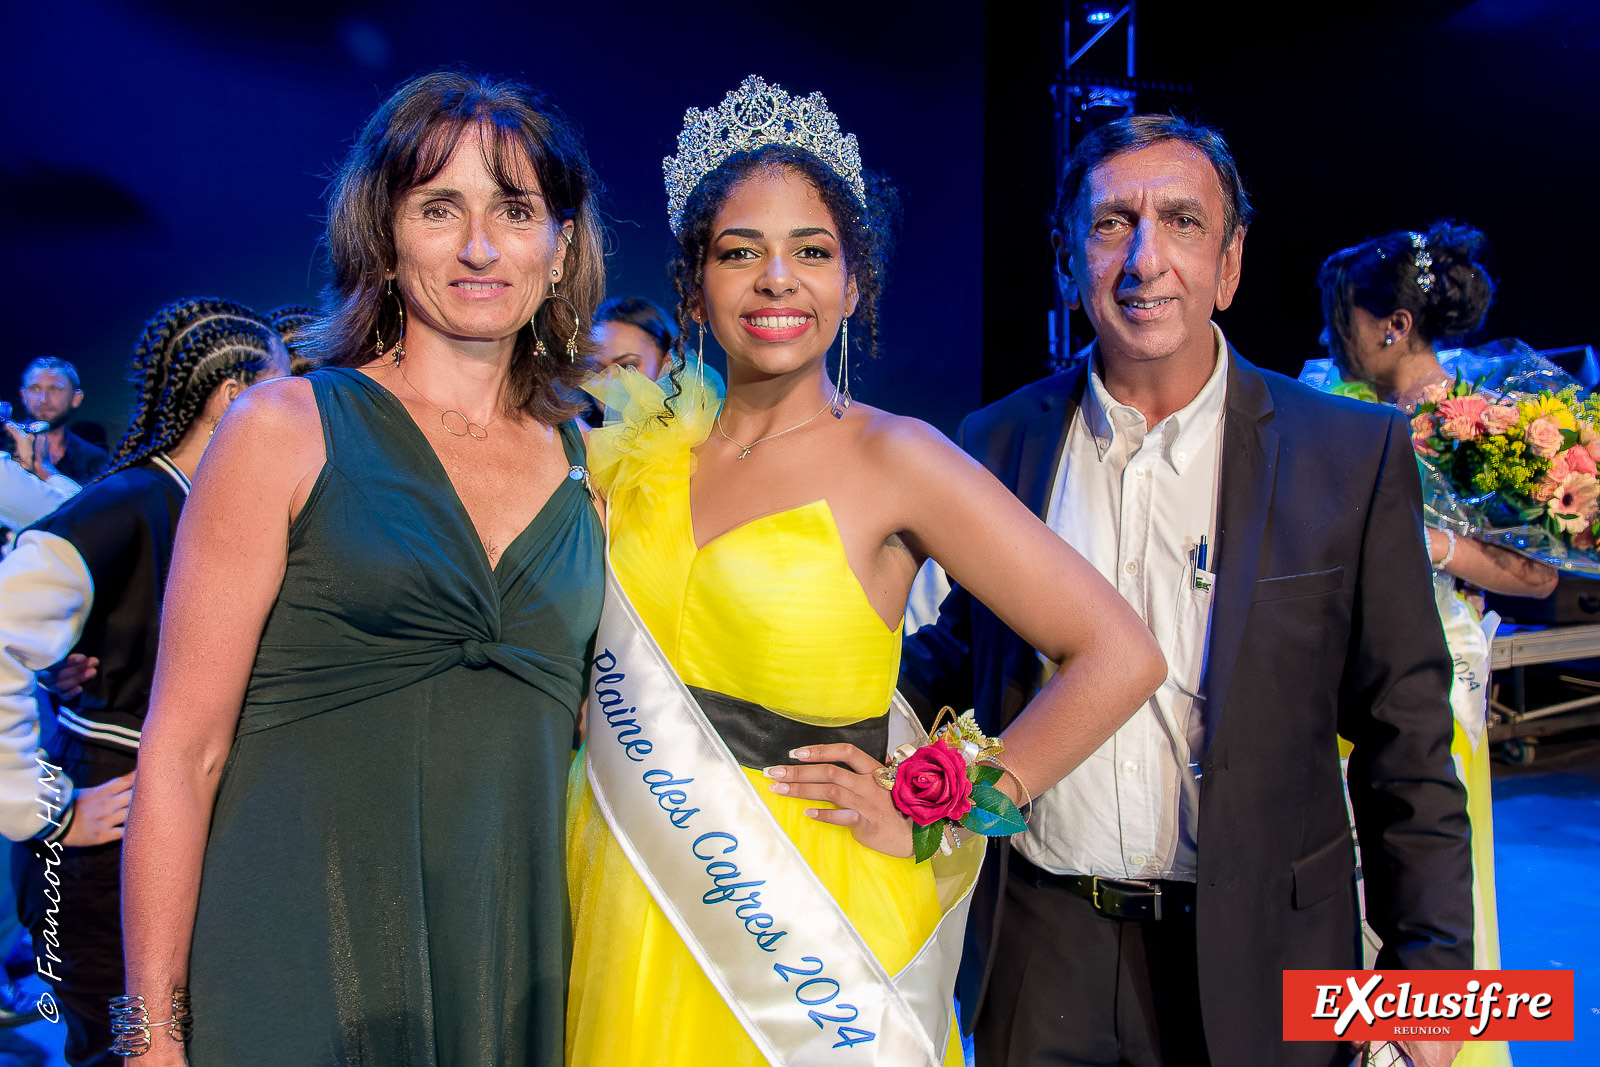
left=983, top=758, right=1033, bottom=812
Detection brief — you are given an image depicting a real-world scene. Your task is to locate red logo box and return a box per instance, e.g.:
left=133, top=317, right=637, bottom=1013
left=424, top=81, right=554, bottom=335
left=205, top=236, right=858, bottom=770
left=1283, top=970, right=1574, bottom=1042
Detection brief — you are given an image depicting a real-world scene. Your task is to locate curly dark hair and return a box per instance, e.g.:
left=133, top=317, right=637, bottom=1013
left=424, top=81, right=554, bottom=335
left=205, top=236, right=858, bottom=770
left=306, top=68, right=605, bottom=424
left=101, top=297, right=276, bottom=480
left=665, top=144, right=900, bottom=406
left=1318, top=220, right=1497, bottom=350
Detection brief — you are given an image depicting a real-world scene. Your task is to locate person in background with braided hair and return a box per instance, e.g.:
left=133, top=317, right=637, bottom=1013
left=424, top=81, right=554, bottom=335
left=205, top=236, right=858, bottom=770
left=0, top=296, right=288, bottom=1066
left=266, top=304, right=318, bottom=376
left=121, top=70, right=604, bottom=1067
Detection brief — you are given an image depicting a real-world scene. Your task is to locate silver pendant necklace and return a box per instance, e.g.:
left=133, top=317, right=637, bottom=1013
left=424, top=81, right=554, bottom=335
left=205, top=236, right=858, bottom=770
left=715, top=398, right=834, bottom=460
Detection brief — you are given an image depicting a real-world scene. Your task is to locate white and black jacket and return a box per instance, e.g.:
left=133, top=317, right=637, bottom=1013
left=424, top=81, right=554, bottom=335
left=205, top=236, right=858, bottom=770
left=0, top=455, right=189, bottom=842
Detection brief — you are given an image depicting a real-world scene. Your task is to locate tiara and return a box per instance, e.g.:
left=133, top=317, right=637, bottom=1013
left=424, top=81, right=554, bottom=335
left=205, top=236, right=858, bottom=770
left=663, top=75, right=866, bottom=235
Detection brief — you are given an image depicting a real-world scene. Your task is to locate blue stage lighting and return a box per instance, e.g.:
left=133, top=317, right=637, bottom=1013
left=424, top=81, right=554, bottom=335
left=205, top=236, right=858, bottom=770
left=1086, top=8, right=1115, bottom=23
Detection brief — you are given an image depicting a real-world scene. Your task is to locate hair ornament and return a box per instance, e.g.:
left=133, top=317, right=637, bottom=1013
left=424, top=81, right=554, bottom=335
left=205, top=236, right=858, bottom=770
left=663, top=74, right=866, bottom=235
left=1407, top=231, right=1436, bottom=294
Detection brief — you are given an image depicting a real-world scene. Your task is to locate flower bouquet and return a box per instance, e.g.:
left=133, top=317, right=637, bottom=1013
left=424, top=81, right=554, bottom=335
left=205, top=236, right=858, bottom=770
left=1302, top=342, right=1600, bottom=574
left=877, top=708, right=1028, bottom=863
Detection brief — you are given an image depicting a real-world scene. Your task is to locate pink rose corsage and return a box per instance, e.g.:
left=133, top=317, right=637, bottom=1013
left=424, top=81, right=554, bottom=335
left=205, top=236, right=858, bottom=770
left=876, top=708, right=1028, bottom=862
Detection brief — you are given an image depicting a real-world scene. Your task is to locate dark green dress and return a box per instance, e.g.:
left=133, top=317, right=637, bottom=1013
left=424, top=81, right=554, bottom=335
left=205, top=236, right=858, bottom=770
left=188, top=367, right=601, bottom=1066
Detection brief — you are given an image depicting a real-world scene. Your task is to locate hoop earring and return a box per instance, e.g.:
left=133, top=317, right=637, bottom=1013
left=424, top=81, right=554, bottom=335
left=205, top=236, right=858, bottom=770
left=534, top=281, right=582, bottom=362
left=375, top=278, right=406, bottom=362
left=830, top=316, right=852, bottom=418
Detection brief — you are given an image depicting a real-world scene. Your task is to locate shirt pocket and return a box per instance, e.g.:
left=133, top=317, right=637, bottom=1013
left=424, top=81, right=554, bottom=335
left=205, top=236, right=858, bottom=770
left=1168, top=569, right=1215, bottom=700
left=1252, top=566, right=1345, bottom=603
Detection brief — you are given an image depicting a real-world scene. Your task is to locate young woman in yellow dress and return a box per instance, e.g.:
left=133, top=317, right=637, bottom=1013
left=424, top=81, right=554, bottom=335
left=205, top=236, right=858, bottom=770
left=565, top=76, right=1165, bottom=1066
left=1316, top=221, right=1554, bottom=1067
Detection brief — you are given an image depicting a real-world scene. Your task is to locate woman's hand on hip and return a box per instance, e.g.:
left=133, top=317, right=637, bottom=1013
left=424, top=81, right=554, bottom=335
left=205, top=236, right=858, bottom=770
left=766, top=743, right=913, bottom=859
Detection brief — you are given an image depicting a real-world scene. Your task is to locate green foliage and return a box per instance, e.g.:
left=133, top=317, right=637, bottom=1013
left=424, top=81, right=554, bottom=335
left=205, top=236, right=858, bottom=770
left=959, top=783, right=1029, bottom=837
left=911, top=820, right=945, bottom=863
left=969, top=764, right=1004, bottom=788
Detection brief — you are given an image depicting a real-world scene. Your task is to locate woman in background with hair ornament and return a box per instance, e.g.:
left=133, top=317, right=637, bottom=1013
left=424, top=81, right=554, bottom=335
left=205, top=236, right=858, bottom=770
left=565, top=75, right=1165, bottom=1066
left=0, top=296, right=288, bottom=1067
left=120, top=70, right=605, bottom=1066
left=1311, top=221, right=1551, bottom=1067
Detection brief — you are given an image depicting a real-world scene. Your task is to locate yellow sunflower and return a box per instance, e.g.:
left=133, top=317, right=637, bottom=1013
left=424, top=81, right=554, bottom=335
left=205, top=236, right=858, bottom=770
left=1519, top=394, right=1578, bottom=431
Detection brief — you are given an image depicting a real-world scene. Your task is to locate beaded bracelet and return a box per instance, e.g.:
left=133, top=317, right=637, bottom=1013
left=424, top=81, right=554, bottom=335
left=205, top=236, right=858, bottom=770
left=1436, top=528, right=1458, bottom=571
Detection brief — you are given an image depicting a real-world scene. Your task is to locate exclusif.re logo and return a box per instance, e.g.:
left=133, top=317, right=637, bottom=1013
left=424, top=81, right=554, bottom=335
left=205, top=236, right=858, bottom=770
left=1282, top=970, right=1574, bottom=1043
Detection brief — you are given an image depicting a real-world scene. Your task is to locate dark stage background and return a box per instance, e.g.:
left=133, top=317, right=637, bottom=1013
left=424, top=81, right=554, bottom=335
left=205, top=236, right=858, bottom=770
left=4, top=0, right=1597, bottom=444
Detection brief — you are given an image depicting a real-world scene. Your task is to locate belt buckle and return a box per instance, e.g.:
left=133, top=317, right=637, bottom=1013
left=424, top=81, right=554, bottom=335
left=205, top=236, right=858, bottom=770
left=1092, top=876, right=1162, bottom=921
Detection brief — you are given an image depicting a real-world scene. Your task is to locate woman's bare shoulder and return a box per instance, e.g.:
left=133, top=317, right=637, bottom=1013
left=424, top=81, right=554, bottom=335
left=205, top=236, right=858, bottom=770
left=852, top=404, right=969, bottom=474
left=205, top=375, right=325, bottom=483
left=228, top=374, right=320, bottom=433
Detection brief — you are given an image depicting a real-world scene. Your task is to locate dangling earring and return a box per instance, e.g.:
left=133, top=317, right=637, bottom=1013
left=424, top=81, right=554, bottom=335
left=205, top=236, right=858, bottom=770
left=696, top=322, right=707, bottom=393
left=830, top=316, right=852, bottom=418
left=375, top=277, right=406, bottom=362
left=538, top=276, right=582, bottom=363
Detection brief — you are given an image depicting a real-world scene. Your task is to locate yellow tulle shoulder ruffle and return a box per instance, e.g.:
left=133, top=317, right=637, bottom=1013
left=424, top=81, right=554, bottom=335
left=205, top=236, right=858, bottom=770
left=583, top=368, right=720, bottom=512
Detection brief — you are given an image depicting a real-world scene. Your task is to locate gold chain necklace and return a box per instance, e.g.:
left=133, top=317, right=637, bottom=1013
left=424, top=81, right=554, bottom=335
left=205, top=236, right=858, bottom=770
left=395, top=360, right=501, bottom=440
left=715, top=398, right=834, bottom=460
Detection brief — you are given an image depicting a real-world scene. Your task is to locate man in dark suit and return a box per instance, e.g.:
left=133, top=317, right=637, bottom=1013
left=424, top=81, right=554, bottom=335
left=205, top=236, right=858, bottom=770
left=900, top=116, right=1472, bottom=1067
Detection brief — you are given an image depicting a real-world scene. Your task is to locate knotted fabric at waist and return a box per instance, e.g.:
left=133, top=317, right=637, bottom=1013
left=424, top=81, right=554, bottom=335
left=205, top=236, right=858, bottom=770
left=239, top=636, right=584, bottom=735
left=687, top=686, right=889, bottom=769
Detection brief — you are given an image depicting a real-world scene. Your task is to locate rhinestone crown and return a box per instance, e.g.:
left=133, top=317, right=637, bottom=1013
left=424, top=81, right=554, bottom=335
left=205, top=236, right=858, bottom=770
left=664, top=75, right=865, bottom=235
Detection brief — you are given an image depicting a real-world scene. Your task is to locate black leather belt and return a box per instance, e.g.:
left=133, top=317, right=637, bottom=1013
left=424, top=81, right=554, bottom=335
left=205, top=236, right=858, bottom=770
left=687, top=687, right=888, bottom=770
left=1010, top=849, right=1195, bottom=921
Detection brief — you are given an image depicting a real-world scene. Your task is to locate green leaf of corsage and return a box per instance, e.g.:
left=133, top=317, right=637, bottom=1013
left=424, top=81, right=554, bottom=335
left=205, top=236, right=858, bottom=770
left=911, top=819, right=945, bottom=864
left=958, top=782, right=1028, bottom=837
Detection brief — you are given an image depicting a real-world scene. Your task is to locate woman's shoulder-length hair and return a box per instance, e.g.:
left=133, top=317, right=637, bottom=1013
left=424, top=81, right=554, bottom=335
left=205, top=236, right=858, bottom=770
left=306, top=69, right=605, bottom=424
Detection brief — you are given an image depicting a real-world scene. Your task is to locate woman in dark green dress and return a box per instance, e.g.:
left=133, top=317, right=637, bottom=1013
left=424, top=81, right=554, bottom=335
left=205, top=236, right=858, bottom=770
left=119, top=70, right=606, bottom=1067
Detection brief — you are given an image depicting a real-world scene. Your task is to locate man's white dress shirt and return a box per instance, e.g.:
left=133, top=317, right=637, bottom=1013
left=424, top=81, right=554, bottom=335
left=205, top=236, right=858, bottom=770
left=1015, top=326, right=1229, bottom=882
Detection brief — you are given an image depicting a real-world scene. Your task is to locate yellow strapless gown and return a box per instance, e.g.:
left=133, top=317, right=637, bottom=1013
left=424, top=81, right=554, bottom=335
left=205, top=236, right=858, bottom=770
left=565, top=371, right=963, bottom=1066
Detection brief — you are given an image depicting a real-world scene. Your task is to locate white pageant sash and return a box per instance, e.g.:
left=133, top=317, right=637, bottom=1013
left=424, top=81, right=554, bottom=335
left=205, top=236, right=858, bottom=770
left=586, top=556, right=983, bottom=1066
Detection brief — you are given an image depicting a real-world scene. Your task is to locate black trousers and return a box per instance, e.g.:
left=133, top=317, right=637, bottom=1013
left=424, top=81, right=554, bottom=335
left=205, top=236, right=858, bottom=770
left=975, top=857, right=1211, bottom=1067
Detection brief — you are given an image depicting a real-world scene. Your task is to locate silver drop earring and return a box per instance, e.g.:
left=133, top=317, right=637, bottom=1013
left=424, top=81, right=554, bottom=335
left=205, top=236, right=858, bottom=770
left=831, top=316, right=852, bottom=418
left=697, top=322, right=707, bottom=392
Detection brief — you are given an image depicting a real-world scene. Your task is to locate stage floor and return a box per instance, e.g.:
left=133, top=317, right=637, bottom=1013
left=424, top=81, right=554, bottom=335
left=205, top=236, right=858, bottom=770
left=1493, top=729, right=1600, bottom=1063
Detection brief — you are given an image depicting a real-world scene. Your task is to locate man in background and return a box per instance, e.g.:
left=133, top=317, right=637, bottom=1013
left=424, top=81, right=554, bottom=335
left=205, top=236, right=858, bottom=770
left=18, top=358, right=109, bottom=484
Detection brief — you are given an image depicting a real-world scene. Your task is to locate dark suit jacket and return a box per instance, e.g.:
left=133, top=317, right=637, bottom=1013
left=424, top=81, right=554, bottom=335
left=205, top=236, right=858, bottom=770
left=56, top=429, right=109, bottom=484
left=900, top=349, right=1474, bottom=1067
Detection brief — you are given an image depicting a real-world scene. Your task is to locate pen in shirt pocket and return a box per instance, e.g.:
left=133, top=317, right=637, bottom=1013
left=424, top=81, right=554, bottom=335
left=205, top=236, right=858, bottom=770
left=1191, top=535, right=1213, bottom=592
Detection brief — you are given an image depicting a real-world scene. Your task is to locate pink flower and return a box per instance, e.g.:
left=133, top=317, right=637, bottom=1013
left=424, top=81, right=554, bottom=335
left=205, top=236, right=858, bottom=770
left=1575, top=528, right=1598, bottom=551
left=1580, top=423, right=1600, bottom=465
left=1525, top=416, right=1564, bottom=459
left=1421, top=381, right=1451, bottom=406
left=1556, top=446, right=1599, bottom=478
left=1410, top=412, right=1439, bottom=456
left=1437, top=395, right=1489, bottom=440
left=1550, top=472, right=1600, bottom=534
left=890, top=740, right=974, bottom=826
left=1480, top=404, right=1520, bottom=436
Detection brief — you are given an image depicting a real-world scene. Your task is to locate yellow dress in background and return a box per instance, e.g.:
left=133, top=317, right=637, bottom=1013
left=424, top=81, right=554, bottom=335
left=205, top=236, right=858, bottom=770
left=565, top=371, right=963, bottom=1066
